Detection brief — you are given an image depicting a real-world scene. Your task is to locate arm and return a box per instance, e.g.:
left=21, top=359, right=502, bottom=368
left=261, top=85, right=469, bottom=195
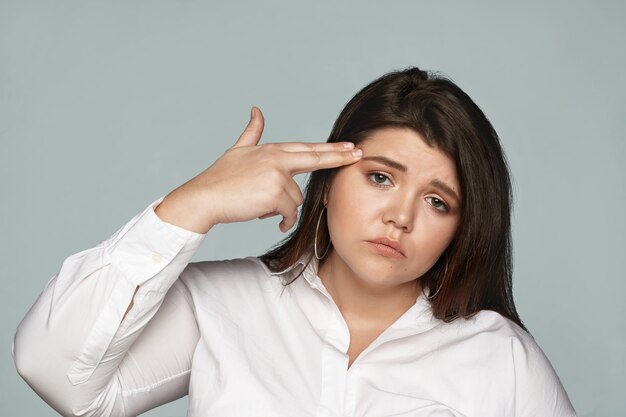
left=13, top=196, right=206, bottom=417
left=13, top=107, right=360, bottom=416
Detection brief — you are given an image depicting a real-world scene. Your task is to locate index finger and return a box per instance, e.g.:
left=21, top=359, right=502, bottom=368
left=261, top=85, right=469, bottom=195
left=285, top=148, right=363, bottom=175
left=275, top=141, right=355, bottom=153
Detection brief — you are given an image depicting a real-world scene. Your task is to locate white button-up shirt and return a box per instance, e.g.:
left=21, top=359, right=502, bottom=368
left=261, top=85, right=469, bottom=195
left=13, top=196, right=577, bottom=417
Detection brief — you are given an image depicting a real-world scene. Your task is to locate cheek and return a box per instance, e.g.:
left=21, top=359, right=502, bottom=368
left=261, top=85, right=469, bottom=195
left=327, top=195, right=360, bottom=239
left=328, top=177, right=383, bottom=229
left=428, top=223, right=458, bottom=263
left=433, top=218, right=458, bottom=246
left=411, top=216, right=459, bottom=271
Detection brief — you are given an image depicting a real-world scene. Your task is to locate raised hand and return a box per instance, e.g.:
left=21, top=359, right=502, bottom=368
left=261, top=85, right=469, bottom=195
left=154, top=107, right=363, bottom=234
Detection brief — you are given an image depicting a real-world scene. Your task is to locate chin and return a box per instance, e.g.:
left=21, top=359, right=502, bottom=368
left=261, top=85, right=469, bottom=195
left=333, top=249, right=419, bottom=292
left=352, top=259, right=403, bottom=284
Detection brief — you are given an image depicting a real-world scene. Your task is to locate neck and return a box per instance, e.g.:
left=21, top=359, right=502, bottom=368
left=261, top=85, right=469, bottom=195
left=317, top=250, right=422, bottom=330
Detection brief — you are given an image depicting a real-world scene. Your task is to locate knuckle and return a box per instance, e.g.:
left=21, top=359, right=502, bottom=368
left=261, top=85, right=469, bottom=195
left=271, top=183, right=284, bottom=198
left=296, top=190, right=304, bottom=205
left=267, top=148, right=285, bottom=164
left=266, top=169, right=283, bottom=183
left=271, top=168, right=286, bottom=184
left=258, top=144, right=272, bottom=156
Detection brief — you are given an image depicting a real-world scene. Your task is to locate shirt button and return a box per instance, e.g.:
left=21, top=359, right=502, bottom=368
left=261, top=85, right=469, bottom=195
left=151, top=252, right=163, bottom=263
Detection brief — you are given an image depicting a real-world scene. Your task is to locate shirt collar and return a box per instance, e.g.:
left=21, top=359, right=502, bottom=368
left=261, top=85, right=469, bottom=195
left=267, top=250, right=439, bottom=332
left=266, top=249, right=320, bottom=288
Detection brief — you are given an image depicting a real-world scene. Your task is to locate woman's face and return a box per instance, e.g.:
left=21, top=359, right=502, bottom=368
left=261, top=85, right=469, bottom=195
left=323, top=127, right=461, bottom=292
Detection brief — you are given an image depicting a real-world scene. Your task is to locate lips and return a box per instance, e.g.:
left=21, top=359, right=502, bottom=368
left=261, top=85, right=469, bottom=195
left=366, top=237, right=406, bottom=257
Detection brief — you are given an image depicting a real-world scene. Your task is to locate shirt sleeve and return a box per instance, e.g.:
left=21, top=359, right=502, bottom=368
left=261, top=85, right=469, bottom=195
left=12, top=196, right=206, bottom=417
left=510, top=334, right=578, bottom=417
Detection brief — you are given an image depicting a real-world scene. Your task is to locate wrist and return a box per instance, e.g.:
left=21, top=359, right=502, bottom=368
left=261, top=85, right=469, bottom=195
left=154, top=190, right=216, bottom=234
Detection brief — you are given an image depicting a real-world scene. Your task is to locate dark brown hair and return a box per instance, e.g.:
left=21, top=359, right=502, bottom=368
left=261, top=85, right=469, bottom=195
left=259, top=66, right=525, bottom=331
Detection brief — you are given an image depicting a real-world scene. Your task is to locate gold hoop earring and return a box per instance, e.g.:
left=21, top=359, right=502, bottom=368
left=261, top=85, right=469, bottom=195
left=314, top=207, right=331, bottom=260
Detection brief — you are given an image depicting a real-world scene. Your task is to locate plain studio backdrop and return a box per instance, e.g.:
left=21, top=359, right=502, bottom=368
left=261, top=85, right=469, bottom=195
left=2, top=1, right=624, bottom=416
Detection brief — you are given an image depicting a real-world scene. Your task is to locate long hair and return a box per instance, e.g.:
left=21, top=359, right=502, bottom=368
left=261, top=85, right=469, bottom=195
left=259, top=67, right=525, bottom=331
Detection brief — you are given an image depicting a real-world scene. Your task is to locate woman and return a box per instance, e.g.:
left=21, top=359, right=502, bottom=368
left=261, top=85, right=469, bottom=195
left=13, top=67, right=577, bottom=416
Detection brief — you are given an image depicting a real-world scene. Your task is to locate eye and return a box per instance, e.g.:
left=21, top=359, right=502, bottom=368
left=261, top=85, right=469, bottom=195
left=367, top=172, right=392, bottom=187
left=426, top=196, right=449, bottom=213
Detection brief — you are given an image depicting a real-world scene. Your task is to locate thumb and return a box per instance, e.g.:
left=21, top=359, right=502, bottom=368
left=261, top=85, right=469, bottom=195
left=232, top=106, right=265, bottom=148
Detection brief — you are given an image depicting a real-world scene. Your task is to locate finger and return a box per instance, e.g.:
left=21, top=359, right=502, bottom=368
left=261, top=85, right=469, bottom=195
left=233, top=106, right=265, bottom=148
left=258, top=182, right=303, bottom=228
left=282, top=178, right=304, bottom=209
left=271, top=195, right=299, bottom=233
left=258, top=211, right=278, bottom=220
left=275, top=141, right=355, bottom=153
left=284, top=148, right=363, bottom=175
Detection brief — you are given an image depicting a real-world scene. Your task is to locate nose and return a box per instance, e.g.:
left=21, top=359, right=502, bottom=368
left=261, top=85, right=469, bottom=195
left=382, top=191, right=416, bottom=233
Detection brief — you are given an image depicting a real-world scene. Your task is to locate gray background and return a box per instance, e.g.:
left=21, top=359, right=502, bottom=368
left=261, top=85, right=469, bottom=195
left=2, top=1, right=624, bottom=416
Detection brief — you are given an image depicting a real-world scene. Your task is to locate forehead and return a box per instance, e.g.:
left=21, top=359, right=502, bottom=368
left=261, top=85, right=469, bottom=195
left=358, top=127, right=459, bottom=188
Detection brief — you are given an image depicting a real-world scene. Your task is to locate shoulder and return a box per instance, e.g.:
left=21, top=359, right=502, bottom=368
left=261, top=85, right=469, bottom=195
left=178, top=256, right=282, bottom=301
left=184, top=256, right=270, bottom=280
left=450, top=310, right=555, bottom=375
left=456, top=309, right=534, bottom=348
left=433, top=309, right=535, bottom=358
left=450, top=310, right=577, bottom=416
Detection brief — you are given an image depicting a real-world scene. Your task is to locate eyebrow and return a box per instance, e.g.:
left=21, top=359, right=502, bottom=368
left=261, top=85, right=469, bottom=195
left=362, top=156, right=407, bottom=172
left=361, top=155, right=461, bottom=203
left=430, top=179, right=461, bottom=203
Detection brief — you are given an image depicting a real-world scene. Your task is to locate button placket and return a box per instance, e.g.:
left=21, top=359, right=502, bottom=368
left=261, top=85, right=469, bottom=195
left=150, top=252, right=163, bottom=264
left=319, top=309, right=350, bottom=414
left=344, top=368, right=359, bottom=417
